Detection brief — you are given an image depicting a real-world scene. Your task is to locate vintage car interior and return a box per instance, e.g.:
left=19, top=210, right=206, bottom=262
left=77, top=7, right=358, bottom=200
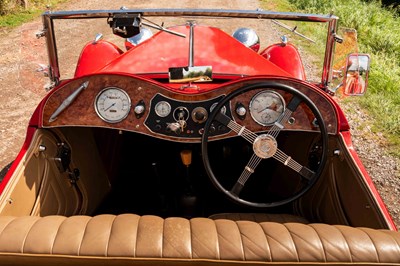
left=0, top=9, right=399, bottom=266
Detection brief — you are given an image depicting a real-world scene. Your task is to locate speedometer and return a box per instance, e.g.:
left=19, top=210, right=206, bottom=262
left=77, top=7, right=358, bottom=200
left=94, top=87, right=131, bottom=123
left=249, top=91, right=285, bottom=126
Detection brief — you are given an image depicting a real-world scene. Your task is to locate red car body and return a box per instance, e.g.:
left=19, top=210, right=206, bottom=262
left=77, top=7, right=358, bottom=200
left=0, top=9, right=398, bottom=266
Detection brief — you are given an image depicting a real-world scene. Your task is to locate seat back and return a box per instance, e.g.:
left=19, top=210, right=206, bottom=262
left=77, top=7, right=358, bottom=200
left=0, top=214, right=399, bottom=265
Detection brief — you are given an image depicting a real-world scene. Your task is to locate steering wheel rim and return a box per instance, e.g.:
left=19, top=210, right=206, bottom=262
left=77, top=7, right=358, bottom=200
left=201, top=82, right=328, bottom=208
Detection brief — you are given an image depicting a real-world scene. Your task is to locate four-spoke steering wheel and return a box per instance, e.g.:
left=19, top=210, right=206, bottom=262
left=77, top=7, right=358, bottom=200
left=201, top=82, right=328, bottom=208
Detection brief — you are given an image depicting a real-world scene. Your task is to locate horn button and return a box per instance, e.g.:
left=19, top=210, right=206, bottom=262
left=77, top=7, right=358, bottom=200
left=253, top=134, right=277, bottom=159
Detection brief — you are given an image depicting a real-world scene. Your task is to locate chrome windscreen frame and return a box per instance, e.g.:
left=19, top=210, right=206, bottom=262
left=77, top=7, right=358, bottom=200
left=41, top=9, right=339, bottom=89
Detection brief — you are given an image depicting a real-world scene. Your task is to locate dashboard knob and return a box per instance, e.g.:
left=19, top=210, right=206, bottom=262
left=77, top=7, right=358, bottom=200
left=134, top=105, right=145, bottom=115
left=236, top=106, right=247, bottom=116
left=154, top=124, right=162, bottom=131
left=192, top=107, right=208, bottom=123
left=195, top=111, right=205, bottom=121
left=134, top=100, right=146, bottom=118
left=209, top=124, right=216, bottom=133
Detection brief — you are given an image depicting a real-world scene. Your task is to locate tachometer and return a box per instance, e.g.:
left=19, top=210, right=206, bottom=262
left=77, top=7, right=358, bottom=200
left=249, top=91, right=285, bottom=126
left=94, top=87, right=131, bottom=123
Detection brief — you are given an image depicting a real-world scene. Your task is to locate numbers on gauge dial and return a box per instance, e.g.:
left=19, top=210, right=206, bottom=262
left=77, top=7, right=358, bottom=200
left=95, top=87, right=131, bottom=123
left=249, top=91, right=285, bottom=126
left=154, top=101, right=171, bottom=117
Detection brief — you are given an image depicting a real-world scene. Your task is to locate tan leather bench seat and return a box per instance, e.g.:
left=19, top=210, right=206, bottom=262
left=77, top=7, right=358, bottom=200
left=0, top=214, right=399, bottom=266
left=209, top=213, right=309, bottom=223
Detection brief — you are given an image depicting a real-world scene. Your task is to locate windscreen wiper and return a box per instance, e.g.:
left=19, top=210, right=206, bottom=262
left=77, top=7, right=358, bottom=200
left=108, top=13, right=186, bottom=38
left=142, top=17, right=186, bottom=38
left=272, top=19, right=315, bottom=43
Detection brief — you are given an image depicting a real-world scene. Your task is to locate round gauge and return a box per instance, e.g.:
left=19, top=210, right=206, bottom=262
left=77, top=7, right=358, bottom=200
left=210, top=102, right=227, bottom=114
left=249, top=91, right=285, bottom=126
left=94, top=87, right=131, bottom=123
left=154, top=101, right=171, bottom=117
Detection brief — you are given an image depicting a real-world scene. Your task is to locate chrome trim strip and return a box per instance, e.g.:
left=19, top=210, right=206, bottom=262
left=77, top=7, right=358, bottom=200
left=42, top=9, right=338, bottom=21
left=188, top=21, right=195, bottom=67
left=321, top=17, right=338, bottom=89
left=43, top=14, right=60, bottom=85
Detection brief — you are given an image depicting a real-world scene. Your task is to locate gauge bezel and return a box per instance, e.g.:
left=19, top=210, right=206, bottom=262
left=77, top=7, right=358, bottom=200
left=210, top=102, right=227, bottom=114
left=94, top=87, right=131, bottom=123
left=249, top=90, right=286, bottom=126
left=154, top=101, right=172, bottom=117
left=173, top=106, right=190, bottom=121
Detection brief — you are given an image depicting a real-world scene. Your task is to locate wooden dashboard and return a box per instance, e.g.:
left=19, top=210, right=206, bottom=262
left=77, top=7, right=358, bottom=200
left=42, top=74, right=338, bottom=143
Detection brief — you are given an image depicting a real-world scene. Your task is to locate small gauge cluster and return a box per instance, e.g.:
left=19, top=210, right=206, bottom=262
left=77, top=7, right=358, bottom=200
left=145, top=94, right=231, bottom=138
left=93, top=87, right=286, bottom=138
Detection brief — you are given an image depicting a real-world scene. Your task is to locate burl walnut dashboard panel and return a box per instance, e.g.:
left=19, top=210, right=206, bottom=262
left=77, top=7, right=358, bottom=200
left=42, top=74, right=338, bottom=143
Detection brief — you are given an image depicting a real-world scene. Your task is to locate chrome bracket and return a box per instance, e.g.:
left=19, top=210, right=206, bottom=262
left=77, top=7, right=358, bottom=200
left=35, top=29, right=46, bottom=39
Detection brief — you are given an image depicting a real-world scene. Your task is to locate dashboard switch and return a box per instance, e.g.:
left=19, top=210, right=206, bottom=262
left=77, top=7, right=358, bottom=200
left=235, top=102, right=247, bottom=120
left=192, top=107, right=208, bottom=123
left=134, top=100, right=146, bottom=118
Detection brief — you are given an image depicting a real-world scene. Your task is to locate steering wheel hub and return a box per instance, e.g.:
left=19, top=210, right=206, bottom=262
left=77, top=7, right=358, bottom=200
left=253, top=134, right=277, bottom=159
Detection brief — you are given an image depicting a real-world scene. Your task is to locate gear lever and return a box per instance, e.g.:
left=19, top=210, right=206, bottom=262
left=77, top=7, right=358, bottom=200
left=180, top=150, right=192, bottom=167
left=180, top=149, right=197, bottom=217
left=180, top=150, right=193, bottom=191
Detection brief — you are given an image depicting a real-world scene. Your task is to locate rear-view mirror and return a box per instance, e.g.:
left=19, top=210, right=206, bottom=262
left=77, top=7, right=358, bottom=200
left=169, top=66, right=212, bottom=83
left=343, top=53, right=370, bottom=96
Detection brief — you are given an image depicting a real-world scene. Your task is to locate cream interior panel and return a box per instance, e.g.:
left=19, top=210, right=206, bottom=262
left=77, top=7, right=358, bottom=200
left=57, top=127, right=111, bottom=215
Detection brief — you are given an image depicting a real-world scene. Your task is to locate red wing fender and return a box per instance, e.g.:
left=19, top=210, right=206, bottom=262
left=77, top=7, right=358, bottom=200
left=74, top=40, right=123, bottom=78
left=260, top=43, right=306, bottom=80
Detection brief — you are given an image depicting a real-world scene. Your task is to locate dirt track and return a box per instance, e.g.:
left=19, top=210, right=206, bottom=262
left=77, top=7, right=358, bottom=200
left=0, top=0, right=399, bottom=227
left=0, top=0, right=264, bottom=170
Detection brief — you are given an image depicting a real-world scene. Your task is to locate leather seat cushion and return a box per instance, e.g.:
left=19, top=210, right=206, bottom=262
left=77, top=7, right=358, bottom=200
left=209, top=213, right=309, bottom=223
left=0, top=214, right=399, bottom=265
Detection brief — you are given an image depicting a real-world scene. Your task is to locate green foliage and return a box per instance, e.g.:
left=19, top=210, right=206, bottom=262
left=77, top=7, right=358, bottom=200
left=0, top=0, right=67, bottom=28
left=288, top=0, right=400, bottom=156
left=0, top=0, right=10, bottom=15
left=0, top=9, right=39, bottom=26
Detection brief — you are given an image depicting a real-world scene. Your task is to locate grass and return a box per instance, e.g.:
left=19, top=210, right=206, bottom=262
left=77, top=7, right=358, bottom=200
left=262, top=0, right=400, bottom=157
left=0, top=0, right=67, bottom=28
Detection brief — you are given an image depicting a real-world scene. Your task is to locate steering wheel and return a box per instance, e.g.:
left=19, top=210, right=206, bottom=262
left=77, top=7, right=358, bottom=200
left=201, top=82, right=328, bottom=208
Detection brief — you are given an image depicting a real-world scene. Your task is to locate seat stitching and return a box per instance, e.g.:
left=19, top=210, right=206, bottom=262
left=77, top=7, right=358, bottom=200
left=257, top=223, right=272, bottom=261
left=216, top=222, right=242, bottom=260
left=234, top=221, right=245, bottom=260
left=0, top=217, right=17, bottom=241
left=161, top=217, right=164, bottom=258
left=240, top=223, right=270, bottom=261
left=359, top=228, right=381, bottom=263
left=286, top=225, right=324, bottom=261
left=306, top=224, right=327, bottom=262
left=105, top=215, right=117, bottom=257
left=190, top=221, right=218, bottom=258
left=380, top=230, right=400, bottom=257
left=189, top=219, right=192, bottom=259
left=213, top=220, right=220, bottom=259
left=21, top=217, right=41, bottom=253
left=77, top=216, right=91, bottom=256
left=282, top=223, right=300, bottom=262
left=261, top=225, right=292, bottom=261
left=50, top=216, right=67, bottom=255
left=134, top=216, right=140, bottom=258
left=333, top=225, right=353, bottom=263
left=310, top=224, right=341, bottom=262
left=163, top=219, right=189, bottom=257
